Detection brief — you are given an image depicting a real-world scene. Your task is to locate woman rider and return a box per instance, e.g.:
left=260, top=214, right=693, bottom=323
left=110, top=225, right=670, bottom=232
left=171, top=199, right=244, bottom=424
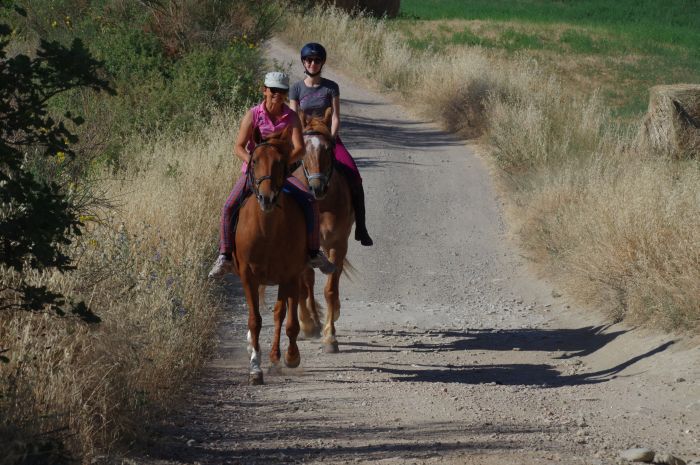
left=209, top=71, right=335, bottom=278
left=289, top=43, right=373, bottom=247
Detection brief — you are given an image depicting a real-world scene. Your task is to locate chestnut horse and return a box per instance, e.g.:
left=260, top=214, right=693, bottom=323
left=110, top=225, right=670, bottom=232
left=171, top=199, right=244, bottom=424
left=233, top=129, right=306, bottom=384
left=293, top=109, right=354, bottom=353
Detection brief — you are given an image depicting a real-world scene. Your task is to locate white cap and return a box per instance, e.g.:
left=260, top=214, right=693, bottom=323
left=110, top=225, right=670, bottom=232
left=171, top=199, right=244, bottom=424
left=264, top=71, right=289, bottom=89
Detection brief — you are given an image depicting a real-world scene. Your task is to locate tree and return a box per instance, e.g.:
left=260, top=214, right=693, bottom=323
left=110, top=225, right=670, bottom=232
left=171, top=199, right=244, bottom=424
left=0, top=4, right=112, bottom=321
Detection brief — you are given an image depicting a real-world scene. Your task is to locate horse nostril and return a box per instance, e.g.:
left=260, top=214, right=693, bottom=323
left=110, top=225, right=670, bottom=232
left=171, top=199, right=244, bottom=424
left=257, top=192, right=278, bottom=211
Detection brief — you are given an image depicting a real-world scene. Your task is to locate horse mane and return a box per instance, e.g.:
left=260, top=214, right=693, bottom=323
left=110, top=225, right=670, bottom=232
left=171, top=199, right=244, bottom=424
left=260, top=129, right=292, bottom=157
left=304, top=117, right=333, bottom=141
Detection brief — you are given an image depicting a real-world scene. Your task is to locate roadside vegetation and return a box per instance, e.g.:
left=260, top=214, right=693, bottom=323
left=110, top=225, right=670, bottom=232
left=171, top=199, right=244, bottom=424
left=0, top=0, right=277, bottom=462
left=399, top=0, right=700, bottom=119
left=279, top=3, right=699, bottom=332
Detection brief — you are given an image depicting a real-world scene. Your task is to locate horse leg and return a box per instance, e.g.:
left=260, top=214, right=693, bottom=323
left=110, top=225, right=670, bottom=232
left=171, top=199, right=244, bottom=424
left=322, top=247, right=345, bottom=353
left=298, top=267, right=322, bottom=338
left=284, top=281, right=301, bottom=368
left=242, top=273, right=264, bottom=385
left=269, top=287, right=286, bottom=367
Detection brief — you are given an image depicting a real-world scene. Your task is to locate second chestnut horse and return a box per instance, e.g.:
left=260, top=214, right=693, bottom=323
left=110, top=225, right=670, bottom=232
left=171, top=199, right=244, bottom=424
left=294, top=109, right=354, bottom=353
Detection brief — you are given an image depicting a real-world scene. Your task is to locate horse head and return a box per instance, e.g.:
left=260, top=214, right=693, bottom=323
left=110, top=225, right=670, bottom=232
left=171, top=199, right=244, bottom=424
left=300, top=108, right=335, bottom=200
left=249, top=127, right=291, bottom=212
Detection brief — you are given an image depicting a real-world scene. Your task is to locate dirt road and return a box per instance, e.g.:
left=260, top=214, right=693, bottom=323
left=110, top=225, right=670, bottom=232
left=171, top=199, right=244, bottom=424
left=136, top=40, right=699, bottom=465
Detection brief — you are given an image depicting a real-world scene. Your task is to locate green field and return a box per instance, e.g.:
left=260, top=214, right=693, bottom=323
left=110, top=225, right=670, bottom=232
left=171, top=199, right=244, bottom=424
left=397, top=0, right=700, bottom=118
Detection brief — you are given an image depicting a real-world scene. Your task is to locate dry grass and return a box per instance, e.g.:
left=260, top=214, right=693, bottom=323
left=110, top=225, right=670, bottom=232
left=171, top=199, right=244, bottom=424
left=0, top=113, right=241, bottom=462
left=280, top=4, right=700, bottom=332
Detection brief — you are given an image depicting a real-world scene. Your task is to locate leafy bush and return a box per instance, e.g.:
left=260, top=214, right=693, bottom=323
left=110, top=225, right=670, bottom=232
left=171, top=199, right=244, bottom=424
left=0, top=9, right=110, bottom=318
left=7, top=0, right=277, bottom=171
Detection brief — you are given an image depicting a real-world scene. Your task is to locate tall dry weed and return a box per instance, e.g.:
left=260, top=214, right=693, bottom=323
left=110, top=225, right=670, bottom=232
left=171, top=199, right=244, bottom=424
left=280, top=4, right=700, bottom=332
left=512, top=154, right=700, bottom=330
left=0, top=113, right=241, bottom=462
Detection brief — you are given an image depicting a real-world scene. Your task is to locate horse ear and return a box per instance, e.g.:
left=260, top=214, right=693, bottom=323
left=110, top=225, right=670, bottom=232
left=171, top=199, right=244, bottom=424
left=323, top=107, right=333, bottom=127
left=253, top=126, right=263, bottom=145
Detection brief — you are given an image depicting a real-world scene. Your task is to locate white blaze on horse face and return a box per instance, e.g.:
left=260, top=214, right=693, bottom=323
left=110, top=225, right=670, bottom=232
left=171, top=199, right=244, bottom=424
left=306, top=135, right=322, bottom=153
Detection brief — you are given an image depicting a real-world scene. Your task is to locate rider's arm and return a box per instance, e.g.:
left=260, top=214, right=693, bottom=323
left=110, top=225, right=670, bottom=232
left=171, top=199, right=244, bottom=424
left=289, top=113, right=305, bottom=165
left=289, top=99, right=299, bottom=112
left=330, top=95, right=340, bottom=139
left=233, top=109, right=254, bottom=164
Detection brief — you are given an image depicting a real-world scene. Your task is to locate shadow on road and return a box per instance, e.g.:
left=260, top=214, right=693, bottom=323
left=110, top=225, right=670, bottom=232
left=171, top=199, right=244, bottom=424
left=338, top=326, right=675, bottom=387
left=353, top=341, right=674, bottom=387
left=371, top=325, right=627, bottom=358
left=141, top=413, right=547, bottom=464
left=341, top=113, right=463, bottom=150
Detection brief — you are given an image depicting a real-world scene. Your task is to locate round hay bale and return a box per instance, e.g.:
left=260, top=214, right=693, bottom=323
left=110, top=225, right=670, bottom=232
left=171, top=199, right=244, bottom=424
left=331, top=0, right=401, bottom=18
left=637, top=84, right=700, bottom=160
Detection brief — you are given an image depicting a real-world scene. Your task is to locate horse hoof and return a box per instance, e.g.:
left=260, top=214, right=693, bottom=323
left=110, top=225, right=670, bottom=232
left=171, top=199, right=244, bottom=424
left=285, top=353, right=301, bottom=368
left=249, top=372, right=264, bottom=385
left=322, top=342, right=339, bottom=353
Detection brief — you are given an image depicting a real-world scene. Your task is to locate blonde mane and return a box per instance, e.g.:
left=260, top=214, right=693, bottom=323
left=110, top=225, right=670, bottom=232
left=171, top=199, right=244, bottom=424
left=304, top=117, right=333, bottom=141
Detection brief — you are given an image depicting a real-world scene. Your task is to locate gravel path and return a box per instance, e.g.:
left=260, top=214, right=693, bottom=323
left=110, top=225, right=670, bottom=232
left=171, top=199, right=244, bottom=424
left=135, top=40, right=699, bottom=465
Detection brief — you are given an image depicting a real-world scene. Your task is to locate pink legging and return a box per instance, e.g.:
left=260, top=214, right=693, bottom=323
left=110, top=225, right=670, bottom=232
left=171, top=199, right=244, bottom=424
left=334, top=136, right=361, bottom=186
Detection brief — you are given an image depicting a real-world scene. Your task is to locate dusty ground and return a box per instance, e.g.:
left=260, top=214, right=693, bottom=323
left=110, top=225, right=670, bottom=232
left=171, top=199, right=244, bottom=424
left=132, top=40, right=699, bottom=465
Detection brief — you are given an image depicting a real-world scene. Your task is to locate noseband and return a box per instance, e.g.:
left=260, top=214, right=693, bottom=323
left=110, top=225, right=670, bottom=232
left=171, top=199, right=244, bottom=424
left=302, top=131, right=335, bottom=186
left=248, top=141, right=286, bottom=205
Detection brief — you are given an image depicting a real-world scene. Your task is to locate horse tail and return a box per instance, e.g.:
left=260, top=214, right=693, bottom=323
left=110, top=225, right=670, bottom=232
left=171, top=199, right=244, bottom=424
left=341, top=258, right=357, bottom=282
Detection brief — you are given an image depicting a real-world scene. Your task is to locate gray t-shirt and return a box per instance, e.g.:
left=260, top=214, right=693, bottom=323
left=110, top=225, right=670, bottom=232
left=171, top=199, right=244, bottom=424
left=289, top=78, right=340, bottom=117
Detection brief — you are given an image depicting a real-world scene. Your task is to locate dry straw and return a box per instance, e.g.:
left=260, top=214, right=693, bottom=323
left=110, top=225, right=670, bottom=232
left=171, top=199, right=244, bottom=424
left=0, top=112, right=241, bottom=461
left=637, top=84, right=700, bottom=160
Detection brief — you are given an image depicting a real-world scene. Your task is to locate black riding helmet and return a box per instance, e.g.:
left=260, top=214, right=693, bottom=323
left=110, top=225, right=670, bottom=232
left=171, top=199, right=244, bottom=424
left=300, top=42, right=326, bottom=61
left=300, top=42, right=326, bottom=76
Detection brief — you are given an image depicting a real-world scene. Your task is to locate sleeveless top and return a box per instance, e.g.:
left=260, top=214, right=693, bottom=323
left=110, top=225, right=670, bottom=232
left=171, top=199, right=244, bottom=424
left=242, top=102, right=296, bottom=173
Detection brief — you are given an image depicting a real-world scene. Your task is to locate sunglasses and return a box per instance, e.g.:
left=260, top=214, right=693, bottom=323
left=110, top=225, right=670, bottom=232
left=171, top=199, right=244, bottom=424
left=304, top=57, right=324, bottom=65
left=266, top=87, right=288, bottom=94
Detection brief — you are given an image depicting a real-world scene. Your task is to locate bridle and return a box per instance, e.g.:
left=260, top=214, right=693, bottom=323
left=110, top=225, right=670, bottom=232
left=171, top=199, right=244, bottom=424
left=247, top=141, right=286, bottom=206
left=302, top=130, right=335, bottom=186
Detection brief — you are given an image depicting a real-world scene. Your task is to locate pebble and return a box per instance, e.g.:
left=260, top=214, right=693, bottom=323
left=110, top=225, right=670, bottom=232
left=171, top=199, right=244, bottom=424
left=620, top=448, right=655, bottom=462
left=186, top=439, right=196, bottom=447
left=653, top=453, right=686, bottom=465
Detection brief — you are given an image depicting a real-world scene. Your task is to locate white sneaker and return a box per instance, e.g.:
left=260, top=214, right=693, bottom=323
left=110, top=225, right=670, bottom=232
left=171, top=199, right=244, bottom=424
left=208, top=254, right=235, bottom=278
left=308, top=250, right=335, bottom=275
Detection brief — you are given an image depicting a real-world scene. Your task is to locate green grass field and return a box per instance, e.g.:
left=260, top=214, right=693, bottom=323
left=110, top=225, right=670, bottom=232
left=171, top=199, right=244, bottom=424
left=397, top=0, right=700, bottom=118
